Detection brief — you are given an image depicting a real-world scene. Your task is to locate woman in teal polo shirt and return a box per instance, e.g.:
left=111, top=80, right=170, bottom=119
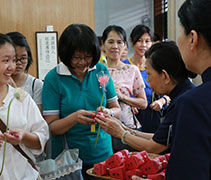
left=42, top=24, right=121, bottom=180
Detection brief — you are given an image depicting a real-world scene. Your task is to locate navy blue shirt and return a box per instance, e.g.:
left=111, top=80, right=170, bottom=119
left=153, top=79, right=195, bottom=147
left=166, top=67, right=211, bottom=180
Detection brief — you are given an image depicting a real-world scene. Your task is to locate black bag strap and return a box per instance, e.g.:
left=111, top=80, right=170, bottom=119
left=0, top=118, right=38, bottom=171
left=32, top=78, right=36, bottom=97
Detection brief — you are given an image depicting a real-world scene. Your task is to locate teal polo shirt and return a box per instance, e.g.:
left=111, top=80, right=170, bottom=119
left=42, top=62, right=117, bottom=164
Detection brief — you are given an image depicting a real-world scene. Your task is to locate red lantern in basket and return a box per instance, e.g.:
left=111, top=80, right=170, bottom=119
left=119, top=149, right=130, bottom=160
left=109, top=164, right=126, bottom=180
left=147, top=170, right=166, bottom=180
left=105, top=151, right=125, bottom=169
left=94, top=161, right=108, bottom=176
left=141, top=158, right=163, bottom=175
left=125, top=169, right=144, bottom=180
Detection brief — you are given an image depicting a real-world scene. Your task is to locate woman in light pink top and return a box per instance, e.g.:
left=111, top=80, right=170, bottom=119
left=102, top=25, right=147, bottom=152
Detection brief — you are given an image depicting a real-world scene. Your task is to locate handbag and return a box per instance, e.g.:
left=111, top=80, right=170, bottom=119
left=36, top=133, right=83, bottom=180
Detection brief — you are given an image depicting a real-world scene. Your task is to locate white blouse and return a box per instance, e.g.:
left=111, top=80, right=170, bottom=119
left=0, top=85, right=49, bottom=180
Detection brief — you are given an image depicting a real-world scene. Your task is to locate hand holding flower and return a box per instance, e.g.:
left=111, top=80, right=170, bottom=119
left=3, top=129, right=25, bottom=145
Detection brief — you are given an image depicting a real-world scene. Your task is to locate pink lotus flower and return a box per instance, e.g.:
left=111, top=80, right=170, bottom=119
left=92, top=71, right=110, bottom=148
left=98, top=75, right=110, bottom=87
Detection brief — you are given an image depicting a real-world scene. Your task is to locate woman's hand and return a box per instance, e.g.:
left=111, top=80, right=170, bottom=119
left=95, top=115, right=124, bottom=138
left=2, top=129, right=25, bottom=145
left=74, top=110, right=96, bottom=125
left=131, top=107, right=139, bottom=114
left=115, top=88, right=125, bottom=100
left=96, top=106, right=113, bottom=116
left=150, top=100, right=163, bottom=111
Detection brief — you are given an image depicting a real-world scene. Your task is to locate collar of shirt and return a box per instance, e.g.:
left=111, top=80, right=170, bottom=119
left=202, top=67, right=211, bottom=83
left=168, top=79, right=195, bottom=102
left=56, top=62, right=96, bottom=76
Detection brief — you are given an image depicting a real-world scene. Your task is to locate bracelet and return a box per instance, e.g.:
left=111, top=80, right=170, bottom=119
left=162, top=96, right=168, bottom=106
left=121, top=130, right=131, bottom=144
left=132, top=130, right=137, bottom=136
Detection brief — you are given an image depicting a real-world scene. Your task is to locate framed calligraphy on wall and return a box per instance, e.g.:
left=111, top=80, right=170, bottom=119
left=36, top=32, right=58, bottom=80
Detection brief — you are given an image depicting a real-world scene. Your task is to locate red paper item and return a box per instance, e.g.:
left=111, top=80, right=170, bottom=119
left=138, top=150, right=150, bottom=162
left=125, top=153, right=145, bottom=170
left=105, top=152, right=125, bottom=169
left=120, top=149, right=130, bottom=160
left=94, top=161, right=108, bottom=176
left=109, top=165, right=126, bottom=180
left=147, top=170, right=166, bottom=180
left=125, top=169, right=144, bottom=180
left=92, top=112, right=105, bottom=119
left=154, top=155, right=168, bottom=169
left=141, top=158, right=163, bottom=175
left=164, top=153, right=170, bottom=161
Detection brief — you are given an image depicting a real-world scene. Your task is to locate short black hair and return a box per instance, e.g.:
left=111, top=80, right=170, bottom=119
left=145, top=41, right=197, bottom=83
left=58, top=24, right=101, bottom=68
left=130, top=24, right=153, bottom=45
left=102, top=25, right=127, bottom=44
left=6, top=32, right=33, bottom=72
left=178, top=0, right=211, bottom=47
left=0, top=33, right=14, bottom=48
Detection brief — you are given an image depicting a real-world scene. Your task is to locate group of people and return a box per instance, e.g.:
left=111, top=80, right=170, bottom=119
left=0, top=0, right=210, bottom=179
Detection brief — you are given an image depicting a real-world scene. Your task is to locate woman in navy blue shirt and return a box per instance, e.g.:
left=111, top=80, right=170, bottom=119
left=165, top=0, right=211, bottom=179
left=95, top=41, right=196, bottom=154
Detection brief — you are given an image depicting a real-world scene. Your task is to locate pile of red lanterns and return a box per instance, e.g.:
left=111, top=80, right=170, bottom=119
left=93, top=149, right=170, bottom=180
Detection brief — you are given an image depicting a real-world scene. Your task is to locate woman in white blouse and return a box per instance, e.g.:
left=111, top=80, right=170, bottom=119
left=0, top=33, right=48, bottom=180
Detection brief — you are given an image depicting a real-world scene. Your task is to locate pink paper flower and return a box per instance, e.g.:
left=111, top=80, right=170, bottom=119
left=0, top=88, right=25, bottom=176
left=93, top=71, right=110, bottom=148
left=98, top=75, right=110, bottom=87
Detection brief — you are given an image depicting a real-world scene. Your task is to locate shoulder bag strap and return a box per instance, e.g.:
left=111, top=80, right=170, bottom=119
left=0, top=118, right=37, bottom=171
left=32, top=78, right=36, bottom=98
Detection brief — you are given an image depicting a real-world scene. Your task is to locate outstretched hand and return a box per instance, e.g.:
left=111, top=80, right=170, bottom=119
left=94, top=115, right=124, bottom=138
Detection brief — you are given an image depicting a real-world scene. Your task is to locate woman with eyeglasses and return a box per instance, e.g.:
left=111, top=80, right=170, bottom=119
left=101, top=25, right=147, bottom=153
left=6, top=32, right=43, bottom=112
left=42, top=24, right=121, bottom=180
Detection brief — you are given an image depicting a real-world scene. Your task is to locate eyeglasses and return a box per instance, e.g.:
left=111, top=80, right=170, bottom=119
left=16, top=57, right=28, bottom=64
left=72, top=56, right=92, bottom=63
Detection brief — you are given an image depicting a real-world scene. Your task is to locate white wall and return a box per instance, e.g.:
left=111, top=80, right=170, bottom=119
left=168, top=0, right=202, bottom=85
left=95, top=0, right=154, bottom=57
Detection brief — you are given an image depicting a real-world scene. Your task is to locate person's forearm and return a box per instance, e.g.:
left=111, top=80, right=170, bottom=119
left=120, top=95, right=147, bottom=109
left=22, top=132, right=41, bottom=149
left=123, top=131, right=168, bottom=154
left=49, top=114, right=77, bottom=135
left=134, top=131, right=154, bottom=140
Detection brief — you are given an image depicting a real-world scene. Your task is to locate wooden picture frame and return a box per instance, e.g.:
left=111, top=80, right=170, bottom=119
left=36, top=31, right=58, bottom=80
